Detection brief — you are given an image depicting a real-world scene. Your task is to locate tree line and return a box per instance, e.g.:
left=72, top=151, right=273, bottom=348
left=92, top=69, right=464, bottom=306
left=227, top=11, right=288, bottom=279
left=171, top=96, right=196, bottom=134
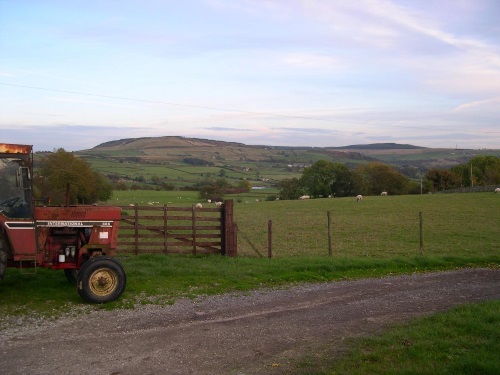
left=277, top=156, right=500, bottom=200
left=426, top=156, right=500, bottom=191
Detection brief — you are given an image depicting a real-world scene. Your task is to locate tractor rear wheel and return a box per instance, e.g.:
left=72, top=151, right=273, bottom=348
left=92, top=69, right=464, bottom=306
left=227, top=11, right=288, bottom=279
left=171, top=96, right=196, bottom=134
left=77, top=257, right=126, bottom=303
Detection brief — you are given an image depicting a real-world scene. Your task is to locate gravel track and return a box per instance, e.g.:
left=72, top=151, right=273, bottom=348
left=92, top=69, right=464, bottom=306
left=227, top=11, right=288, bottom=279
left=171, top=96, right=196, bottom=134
left=1, top=268, right=499, bottom=375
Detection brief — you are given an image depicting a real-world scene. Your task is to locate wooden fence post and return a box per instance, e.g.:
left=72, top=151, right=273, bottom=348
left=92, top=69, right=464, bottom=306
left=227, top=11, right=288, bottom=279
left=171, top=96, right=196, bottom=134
left=327, top=210, right=332, bottom=256
left=163, top=204, right=168, bottom=254
left=419, top=211, right=424, bottom=255
left=268, top=220, right=272, bottom=258
left=134, top=204, right=139, bottom=255
left=192, top=205, right=197, bottom=255
left=223, top=200, right=236, bottom=257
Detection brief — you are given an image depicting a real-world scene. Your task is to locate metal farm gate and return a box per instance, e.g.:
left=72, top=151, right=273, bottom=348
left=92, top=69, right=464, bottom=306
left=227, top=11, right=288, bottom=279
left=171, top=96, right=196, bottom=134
left=116, top=200, right=237, bottom=256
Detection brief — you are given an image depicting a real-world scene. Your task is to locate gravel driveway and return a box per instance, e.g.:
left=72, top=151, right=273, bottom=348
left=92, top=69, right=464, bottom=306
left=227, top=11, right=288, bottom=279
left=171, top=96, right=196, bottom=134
left=1, top=268, right=499, bottom=375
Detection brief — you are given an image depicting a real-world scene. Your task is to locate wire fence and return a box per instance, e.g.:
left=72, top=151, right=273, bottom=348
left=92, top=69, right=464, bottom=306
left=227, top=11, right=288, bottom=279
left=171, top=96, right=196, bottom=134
left=234, top=195, right=499, bottom=258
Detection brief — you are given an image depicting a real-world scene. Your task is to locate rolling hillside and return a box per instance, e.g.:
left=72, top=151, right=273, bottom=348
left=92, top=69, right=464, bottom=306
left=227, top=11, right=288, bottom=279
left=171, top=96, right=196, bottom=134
left=75, top=136, right=500, bottom=189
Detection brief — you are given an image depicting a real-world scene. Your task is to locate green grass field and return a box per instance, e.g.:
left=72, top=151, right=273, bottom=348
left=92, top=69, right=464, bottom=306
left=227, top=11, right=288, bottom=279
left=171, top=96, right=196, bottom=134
left=108, top=190, right=500, bottom=258
left=82, top=153, right=301, bottom=189
left=232, top=192, right=499, bottom=258
left=109, top=191, right=499, bottom=256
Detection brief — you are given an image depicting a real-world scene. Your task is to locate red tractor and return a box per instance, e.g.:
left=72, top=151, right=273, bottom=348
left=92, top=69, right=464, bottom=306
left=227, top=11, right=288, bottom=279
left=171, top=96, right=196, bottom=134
left=0, top=143, right=126, bottom=303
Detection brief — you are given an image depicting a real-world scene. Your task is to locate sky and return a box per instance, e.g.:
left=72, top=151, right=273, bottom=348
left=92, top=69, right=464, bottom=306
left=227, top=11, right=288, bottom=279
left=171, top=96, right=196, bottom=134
left=1, top=0, right=500, bottom=151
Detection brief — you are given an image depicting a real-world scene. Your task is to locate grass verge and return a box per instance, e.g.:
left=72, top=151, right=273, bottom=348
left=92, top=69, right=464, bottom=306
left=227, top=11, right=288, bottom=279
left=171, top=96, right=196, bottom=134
left=293, top=300, right=500, bottom=375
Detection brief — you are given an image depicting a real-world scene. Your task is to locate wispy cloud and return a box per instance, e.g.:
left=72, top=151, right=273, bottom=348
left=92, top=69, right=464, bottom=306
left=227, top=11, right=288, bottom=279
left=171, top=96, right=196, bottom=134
left=279, top=127, right=333, bottom=134
left=204, top=126, right=253, bottom=132
left=453, top=97, right=500, bottom=112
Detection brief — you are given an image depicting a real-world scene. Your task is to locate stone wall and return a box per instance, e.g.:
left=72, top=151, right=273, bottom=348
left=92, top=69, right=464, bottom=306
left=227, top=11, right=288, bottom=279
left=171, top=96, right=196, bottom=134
left=439, top=185, right=499, bottom=194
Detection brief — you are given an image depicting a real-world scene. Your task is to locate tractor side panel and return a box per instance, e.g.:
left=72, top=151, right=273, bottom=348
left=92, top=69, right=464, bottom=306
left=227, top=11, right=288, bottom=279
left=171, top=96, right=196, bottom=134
left=0, top=215, right=37, bottom=260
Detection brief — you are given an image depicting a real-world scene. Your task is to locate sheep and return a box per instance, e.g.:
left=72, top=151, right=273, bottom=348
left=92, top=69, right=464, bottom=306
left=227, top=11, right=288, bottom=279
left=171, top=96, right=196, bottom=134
left=299, top=195, right=310, bottom=200
left=356, top=195, right=363, bottom=202
left=207, top=199, right=212, bottom=203
left=495, top=188, right=500, bottom=194
left=215, top=201, right=222, bottom=208
left=195, top=203, right=203, bottom=209
left=381, top=191, right=388, bottom=196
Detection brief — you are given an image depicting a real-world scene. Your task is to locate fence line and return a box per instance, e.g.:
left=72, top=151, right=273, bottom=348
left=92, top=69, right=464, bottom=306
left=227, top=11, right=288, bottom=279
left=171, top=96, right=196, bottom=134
left=235, top=208, right=498, bottom=258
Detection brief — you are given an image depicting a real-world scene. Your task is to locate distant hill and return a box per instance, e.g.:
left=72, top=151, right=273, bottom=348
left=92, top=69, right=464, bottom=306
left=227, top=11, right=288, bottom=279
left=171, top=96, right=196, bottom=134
left=91, top=137, right=425, bottom=152
left=84, top=136, right=500, bottom=168
left=332, top=143, right=427, bottom=150
left=92, top=137, right=246, bottom=151
left=76, top=136, right=500, bottom=188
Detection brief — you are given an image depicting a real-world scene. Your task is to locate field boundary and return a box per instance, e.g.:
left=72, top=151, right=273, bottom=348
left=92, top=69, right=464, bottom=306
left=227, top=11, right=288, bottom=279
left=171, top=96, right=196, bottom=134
left=117, top=200, right=237, bottom=256
left=440, top=185, right=498, bottom=193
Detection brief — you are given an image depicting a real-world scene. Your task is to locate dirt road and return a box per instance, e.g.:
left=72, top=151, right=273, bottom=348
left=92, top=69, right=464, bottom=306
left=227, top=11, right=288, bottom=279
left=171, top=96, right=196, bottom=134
left=1, top=268, right=499, bottom=375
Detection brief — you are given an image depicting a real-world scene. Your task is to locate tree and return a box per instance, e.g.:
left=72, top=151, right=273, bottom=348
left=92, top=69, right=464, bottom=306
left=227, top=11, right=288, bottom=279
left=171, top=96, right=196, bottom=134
left=425, top=169, right=462, bottom=192
left=354, top=162, right=410, bottom=195
left=35, top=149, right=113, bottom=204
left=330, top=163, right=355, bottom=197
left=299, top=160, right=337, bottom=197
left=277, top=178, right=303, bottom=200
left=451, top=156, right=500, bottom=186
left=238, top=179, right=252, bottom=193
left=197, top=178, right=229, bottom=201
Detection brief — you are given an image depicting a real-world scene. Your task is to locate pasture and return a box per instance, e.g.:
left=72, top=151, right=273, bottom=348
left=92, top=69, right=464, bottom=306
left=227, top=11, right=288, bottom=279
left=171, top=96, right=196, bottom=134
left=233, top=192, right=499, bottom=258
left=82, top=153, right=303, bottom=189
left=107, top=191, right=499, bottom=259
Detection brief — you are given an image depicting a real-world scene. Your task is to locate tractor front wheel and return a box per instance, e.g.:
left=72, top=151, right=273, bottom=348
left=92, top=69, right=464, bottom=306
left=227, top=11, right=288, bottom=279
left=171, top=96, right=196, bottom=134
left=77, top=257, right=126, bottom=303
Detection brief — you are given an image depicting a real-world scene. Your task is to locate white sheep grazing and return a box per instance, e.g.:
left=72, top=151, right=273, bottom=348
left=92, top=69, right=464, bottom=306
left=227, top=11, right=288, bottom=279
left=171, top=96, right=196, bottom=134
left=381, top=191, right=388, bottom=196
left=207, top=199, right=212, bottom=203
left=299, top=195, right=310, bottom=200
left=215, top=201, right=222, bottom=208
left=495, top=188, right=500, bottom=194
left=356, top=195, right=363, bottom=202
left=195, top=203, right=203, bottom=209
